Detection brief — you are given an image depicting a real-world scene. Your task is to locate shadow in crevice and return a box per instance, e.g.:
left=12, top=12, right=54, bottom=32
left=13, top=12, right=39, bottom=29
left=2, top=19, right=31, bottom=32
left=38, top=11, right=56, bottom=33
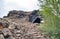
left=33, top=17, right=42, bottom=23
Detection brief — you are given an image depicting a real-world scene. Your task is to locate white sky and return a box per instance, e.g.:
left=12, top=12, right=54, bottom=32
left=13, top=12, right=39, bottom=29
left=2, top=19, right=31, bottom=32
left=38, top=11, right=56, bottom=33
left=0, top=0, right=39, bottom=18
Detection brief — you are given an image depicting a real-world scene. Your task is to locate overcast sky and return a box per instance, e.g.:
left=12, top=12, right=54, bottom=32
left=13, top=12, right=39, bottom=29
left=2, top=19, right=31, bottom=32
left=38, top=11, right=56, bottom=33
left=0, top=0, right=39, bottom=18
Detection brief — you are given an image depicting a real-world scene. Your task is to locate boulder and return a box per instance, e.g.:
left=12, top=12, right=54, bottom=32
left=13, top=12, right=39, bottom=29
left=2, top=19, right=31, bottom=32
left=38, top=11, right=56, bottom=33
left=2, top=28, right=12, bottom=36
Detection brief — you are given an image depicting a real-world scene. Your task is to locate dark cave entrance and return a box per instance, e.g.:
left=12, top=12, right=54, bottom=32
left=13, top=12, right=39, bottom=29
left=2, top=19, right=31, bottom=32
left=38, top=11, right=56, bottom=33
left=33, top=18, right=41, bottom=23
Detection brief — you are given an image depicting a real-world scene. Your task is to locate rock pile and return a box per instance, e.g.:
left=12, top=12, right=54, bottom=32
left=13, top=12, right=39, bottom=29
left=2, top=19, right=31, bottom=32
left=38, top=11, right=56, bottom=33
left=0, top=10, right=49, bottom=39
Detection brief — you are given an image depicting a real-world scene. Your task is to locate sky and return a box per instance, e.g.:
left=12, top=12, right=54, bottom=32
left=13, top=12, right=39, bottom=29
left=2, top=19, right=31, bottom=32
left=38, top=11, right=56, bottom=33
left=0, top=0, right=39, bottom=18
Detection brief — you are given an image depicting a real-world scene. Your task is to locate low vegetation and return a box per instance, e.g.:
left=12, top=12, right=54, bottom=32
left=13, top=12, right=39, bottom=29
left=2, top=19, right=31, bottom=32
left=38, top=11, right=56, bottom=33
left=38, top=0, right=60, bottom=39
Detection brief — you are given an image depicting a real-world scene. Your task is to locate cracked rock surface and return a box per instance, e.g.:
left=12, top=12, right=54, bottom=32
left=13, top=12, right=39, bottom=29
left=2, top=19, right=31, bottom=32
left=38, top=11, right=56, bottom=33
left=0, top=10, right=49, bottom=39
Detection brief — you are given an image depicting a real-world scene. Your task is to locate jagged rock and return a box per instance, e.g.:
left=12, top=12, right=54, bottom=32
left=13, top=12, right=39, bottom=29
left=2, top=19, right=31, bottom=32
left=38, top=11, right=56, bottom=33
left=4, top=10, right=42, bottom=24
left=2, top=28, right=12, bottom=36
left=0, top=19, right=9, bottom=28
left=0, top=10, right=49, bottom=39
left=8, top=24, right=15, bottom=29
left=0, top=34, right=4, bottom=39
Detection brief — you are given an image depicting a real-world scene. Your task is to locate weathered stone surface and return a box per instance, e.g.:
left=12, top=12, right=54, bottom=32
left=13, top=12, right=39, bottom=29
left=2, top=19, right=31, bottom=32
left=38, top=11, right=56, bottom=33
left=0, top=10, right=48, bottom=39
left=2, top=28, right=12, bottom=36
left=0, top=34, right=4, bottom=39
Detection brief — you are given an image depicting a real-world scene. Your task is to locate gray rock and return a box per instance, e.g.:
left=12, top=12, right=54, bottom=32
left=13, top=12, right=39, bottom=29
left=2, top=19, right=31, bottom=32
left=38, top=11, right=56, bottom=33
left=0, top=34, right=4, bottom=39
left=2, top=28, right=12, bottom=36
left=8, top=24, right=15, bottom=29
left=0, top=10, right=48, bottom=39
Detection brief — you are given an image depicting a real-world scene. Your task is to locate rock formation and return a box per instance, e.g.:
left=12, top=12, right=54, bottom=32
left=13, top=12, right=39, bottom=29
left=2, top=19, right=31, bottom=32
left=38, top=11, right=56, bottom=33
left=0, top=10, right=49, bottom=39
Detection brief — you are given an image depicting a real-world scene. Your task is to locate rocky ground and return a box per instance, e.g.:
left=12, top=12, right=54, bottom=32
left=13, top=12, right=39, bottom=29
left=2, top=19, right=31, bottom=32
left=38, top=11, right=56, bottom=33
left=0, top=10, right=49, bottom=39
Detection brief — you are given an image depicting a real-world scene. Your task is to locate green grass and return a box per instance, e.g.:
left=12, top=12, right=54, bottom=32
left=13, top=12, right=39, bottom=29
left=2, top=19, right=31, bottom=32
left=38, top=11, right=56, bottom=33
left=38, top=10, right=60, bottom=39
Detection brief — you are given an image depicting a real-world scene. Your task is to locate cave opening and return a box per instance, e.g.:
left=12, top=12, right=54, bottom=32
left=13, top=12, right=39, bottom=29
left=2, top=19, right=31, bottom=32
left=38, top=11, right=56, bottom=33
left=33, top=18, right=42, bottom=23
